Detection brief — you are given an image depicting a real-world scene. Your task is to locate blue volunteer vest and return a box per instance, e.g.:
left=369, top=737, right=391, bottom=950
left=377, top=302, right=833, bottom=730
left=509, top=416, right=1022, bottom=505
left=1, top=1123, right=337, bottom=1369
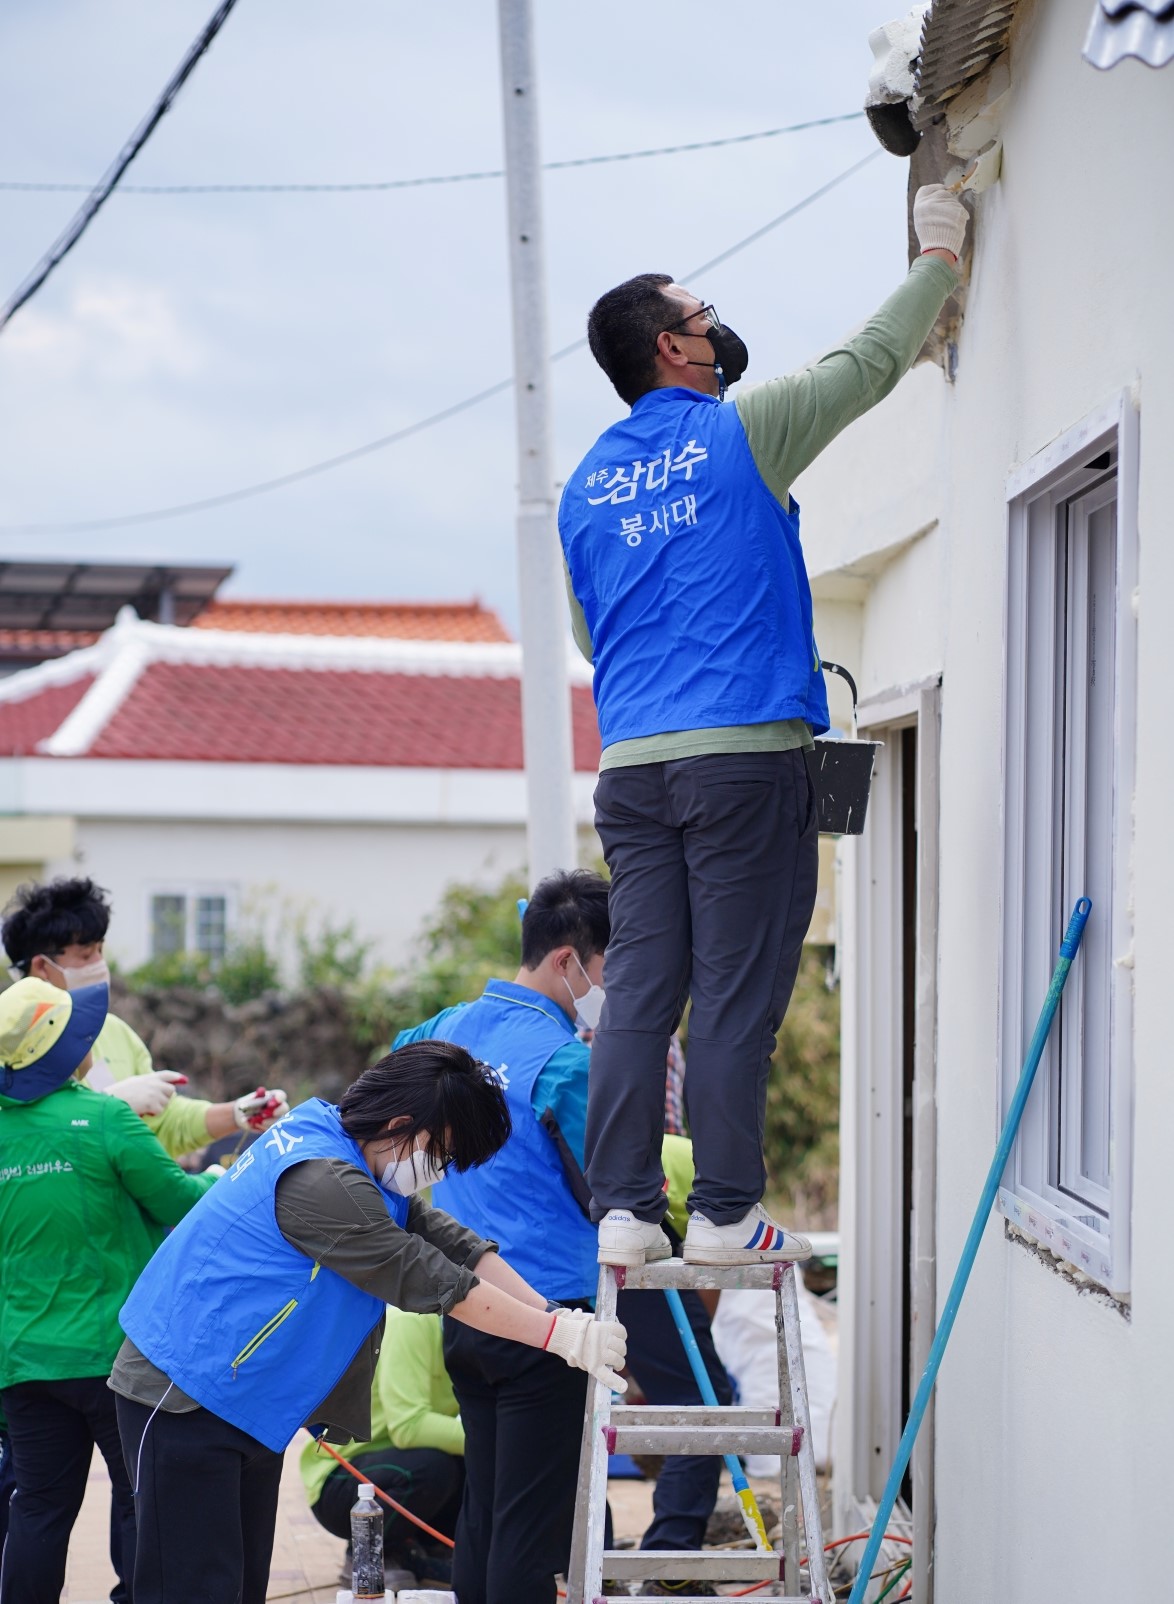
left=558, top=387, right=829, bottom=748
left=430, top=981, right=598, bottom=1302
left=119, top=1098, right=409, bottom=1453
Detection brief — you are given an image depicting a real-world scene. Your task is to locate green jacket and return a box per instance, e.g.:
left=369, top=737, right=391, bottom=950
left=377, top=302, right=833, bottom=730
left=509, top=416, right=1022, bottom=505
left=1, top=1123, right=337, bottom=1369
left=0, top=1077, right=216, bottom=1389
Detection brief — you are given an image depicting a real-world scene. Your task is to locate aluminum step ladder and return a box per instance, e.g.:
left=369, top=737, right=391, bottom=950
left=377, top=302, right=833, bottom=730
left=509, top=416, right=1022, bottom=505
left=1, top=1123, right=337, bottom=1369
left=566, top=1257, right=830, bottom=1604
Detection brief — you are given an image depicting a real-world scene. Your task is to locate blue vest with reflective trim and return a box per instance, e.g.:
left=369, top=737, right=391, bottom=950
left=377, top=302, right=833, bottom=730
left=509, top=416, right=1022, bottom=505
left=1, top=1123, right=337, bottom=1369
left=430, top=981, right=598, bottom=1301
left=558, top=387, right=829, bottom=748
left=119, top=1098, right=408, bottom=1453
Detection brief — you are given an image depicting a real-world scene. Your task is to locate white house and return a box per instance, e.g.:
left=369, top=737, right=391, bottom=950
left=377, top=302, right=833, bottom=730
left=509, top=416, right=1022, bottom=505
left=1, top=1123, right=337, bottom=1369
left=0, top=609, right=602, bottom=974
left=790, top=1, right=1173, bottom=1598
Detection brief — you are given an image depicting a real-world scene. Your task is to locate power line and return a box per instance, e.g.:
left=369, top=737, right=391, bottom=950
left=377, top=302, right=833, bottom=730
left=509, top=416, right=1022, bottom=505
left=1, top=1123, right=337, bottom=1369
left=0, top=112, right=867, bottom=195
left=0, top=0, right=241, bottom=334
left=0, top=148, right=882, bottom=536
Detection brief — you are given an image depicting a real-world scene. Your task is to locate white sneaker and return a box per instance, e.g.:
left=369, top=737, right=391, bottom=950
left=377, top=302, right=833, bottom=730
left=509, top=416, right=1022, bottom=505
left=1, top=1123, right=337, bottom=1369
left=597, top=1209, right=673, bottom=1267
left=683, top=1202, right=812, bottom=1265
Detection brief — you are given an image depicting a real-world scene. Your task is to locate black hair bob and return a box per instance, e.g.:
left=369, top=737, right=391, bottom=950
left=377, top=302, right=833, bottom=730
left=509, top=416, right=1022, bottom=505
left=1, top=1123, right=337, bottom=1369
left=339, top=1039, right=510, bottom=1174
left=2, top=877, right=112, bottom=973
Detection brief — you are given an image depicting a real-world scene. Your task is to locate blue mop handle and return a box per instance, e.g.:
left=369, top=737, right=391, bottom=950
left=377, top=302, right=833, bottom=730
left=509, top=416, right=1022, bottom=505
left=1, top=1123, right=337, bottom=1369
left=662, top=1288, right=760, bottom=1509
left=847, top=896, right=1091, bottom=1603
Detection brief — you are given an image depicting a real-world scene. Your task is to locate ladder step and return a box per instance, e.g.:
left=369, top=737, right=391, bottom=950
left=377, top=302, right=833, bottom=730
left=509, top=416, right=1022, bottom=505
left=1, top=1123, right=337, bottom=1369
left=592, top=1598, right=816, bottom=1604
left=610, top=1405, right=782, bottom=1428
left=605, top=1423, right=802, bottom=1456
left=614, top=1259, right=791, bottom=1291
left=601, top=1548, right=783, bottom=1581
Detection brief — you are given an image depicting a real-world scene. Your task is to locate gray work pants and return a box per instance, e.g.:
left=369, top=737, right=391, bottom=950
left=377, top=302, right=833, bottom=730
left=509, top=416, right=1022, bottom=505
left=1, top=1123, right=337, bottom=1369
left=586, top=748, right=819, bottom=1226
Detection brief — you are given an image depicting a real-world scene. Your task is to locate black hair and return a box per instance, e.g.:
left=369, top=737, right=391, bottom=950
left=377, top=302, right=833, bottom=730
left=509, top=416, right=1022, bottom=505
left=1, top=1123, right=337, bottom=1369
left=587, top=272, right=678, bottom=405
left=521, top=868, right=610, bottom=969
left=2, top=877, right=112, bottom=974
left=338, top=1039, right=511, bottom=1174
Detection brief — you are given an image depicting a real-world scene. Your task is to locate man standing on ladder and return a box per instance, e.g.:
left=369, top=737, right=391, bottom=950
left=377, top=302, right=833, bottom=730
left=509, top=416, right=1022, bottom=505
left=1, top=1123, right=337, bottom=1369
left=559, top=186, right=968, bottom=1269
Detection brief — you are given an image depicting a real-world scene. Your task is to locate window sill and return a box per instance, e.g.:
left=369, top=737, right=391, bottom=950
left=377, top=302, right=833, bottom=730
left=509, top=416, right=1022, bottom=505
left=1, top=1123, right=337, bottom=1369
left=997, top=1186, right=1127, bottom=1298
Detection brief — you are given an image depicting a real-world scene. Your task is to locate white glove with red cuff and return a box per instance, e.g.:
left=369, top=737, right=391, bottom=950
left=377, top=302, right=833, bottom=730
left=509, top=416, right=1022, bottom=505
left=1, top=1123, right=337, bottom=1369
left=544, top=1308, right=628, bottom=1392
left=105, top=1070, right=187, bottom=1117
left=913, top=183, right=968, bottom=260
left=233, top=1087, right=289, bottom=1131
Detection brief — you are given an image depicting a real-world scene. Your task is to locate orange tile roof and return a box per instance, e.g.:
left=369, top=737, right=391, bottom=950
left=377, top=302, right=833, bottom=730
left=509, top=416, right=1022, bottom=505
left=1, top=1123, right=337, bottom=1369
left=0, top=676, right=95, bottom=754
left=71, top=661, right=601, bottom=770
left=192, top=600, right=512, bottom=643
left=0, top=629, right=102, bottom=657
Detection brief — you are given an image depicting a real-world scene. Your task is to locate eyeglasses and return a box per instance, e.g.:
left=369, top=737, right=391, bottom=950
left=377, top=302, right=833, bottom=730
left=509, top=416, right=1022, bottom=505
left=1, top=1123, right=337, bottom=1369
left=662, top=302, right=720, bottom=336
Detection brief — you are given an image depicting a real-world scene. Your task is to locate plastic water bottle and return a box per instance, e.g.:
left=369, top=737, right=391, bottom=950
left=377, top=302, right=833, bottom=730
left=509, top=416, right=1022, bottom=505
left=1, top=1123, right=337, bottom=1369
left=350, top=1482, right=384, bottom=1600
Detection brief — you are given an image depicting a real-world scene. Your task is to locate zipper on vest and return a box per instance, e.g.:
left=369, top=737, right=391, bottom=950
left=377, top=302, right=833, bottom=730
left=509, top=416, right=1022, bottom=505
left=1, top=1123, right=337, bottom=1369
left=231, top=1298, right=298, bottom=1377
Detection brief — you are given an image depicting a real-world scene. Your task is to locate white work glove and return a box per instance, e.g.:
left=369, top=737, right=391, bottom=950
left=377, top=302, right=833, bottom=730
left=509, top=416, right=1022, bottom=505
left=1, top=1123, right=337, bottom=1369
left=545, top=1308, right=628, bottom=1393
left=233, top=1087, right=289, bottom=1132
left=104, top=1070, right=187, bottom=1118
left=913, top=183, right=968, bottom=260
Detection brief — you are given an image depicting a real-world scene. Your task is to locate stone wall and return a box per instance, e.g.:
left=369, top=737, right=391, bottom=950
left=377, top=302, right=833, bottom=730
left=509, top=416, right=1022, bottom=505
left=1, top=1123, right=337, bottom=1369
left=111, top=979, right=371, bottom=1106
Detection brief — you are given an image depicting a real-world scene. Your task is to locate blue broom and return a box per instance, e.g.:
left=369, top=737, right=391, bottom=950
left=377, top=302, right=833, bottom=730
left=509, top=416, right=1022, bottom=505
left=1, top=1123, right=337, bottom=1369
left=847, top=896, right=1091, bottom=1602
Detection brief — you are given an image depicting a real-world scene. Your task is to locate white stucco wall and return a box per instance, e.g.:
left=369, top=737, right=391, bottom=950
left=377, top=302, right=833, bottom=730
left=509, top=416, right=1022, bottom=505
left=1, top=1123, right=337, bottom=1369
left=797, top=1, right=1174, bottom=1597
left=47, top=816, right=536, bottom=974
left=1, top=758, right=602, bottom=975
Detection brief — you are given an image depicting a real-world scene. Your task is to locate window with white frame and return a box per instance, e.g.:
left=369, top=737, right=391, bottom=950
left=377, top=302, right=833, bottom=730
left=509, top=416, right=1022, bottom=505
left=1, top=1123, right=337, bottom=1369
left=1000, top=393, right=1137, bottom=1297
left=149, top=888, right=234, bottom=963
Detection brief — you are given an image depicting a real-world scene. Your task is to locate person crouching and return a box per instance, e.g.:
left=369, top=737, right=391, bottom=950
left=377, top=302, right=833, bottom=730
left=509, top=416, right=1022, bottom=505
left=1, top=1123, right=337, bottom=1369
left=111, top=1041, right=627, bottom=1604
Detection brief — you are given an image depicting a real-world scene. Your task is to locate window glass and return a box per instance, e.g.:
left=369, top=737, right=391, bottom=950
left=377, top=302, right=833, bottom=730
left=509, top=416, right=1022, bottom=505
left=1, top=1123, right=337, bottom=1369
left=150, top=894, right=186, bottom=958
left=195, top=896, right=228, bottom=963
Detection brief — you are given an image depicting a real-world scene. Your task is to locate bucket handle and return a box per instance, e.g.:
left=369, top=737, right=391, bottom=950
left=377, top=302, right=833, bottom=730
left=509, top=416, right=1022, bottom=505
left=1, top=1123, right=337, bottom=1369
left=819, top=660, right=858, bottom=736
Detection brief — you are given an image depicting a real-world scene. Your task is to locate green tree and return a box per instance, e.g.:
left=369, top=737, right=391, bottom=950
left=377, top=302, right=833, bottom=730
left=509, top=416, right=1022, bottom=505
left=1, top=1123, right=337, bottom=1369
left=762, top=946, right=840, bottom=1226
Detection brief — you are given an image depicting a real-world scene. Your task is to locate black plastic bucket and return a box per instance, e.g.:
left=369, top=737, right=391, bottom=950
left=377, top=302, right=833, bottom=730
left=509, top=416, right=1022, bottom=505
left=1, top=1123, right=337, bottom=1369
left=812, top=662, right=881, bottom=837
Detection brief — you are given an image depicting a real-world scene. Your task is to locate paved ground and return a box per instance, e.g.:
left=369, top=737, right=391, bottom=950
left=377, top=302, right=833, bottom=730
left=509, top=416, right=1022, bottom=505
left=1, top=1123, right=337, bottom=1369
left=64, top=1441, right=661, bottom=1603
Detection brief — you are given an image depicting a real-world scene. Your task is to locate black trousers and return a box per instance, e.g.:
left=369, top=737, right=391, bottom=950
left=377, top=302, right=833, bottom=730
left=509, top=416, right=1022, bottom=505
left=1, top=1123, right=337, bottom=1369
left=0, top=1377, right=135, bottom=1604
left=442, top=1320, right=588, bottom=1604
left=619, top=1285, right=733, bottom=1551
left=0, top=1433, right=14, bottom=1563
left=115, top=1396, right=283, bottom=1604
left=312, top=1445, right=463, bottom=1557
left=588, top=748, right=819, bottom=1224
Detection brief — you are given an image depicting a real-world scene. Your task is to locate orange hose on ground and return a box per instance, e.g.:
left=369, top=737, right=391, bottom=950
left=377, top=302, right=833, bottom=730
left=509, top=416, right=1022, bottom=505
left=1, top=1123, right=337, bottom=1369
left=310, top=1434, right=456, bottom=1548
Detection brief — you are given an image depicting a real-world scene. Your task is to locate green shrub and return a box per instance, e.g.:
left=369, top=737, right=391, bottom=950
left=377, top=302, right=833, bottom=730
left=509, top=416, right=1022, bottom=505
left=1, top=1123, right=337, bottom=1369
left=296, top=917, right=374, bottom=992
left=124, top=936, right=280, bottom=1004
left=763, top=946, right=840, bottom=1226
left=124, top=950, right=213, bottom=992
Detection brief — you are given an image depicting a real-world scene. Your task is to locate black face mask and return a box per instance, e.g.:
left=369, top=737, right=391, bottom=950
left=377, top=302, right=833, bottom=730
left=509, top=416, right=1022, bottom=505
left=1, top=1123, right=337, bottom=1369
left=706, top=323, right=749, bottom=396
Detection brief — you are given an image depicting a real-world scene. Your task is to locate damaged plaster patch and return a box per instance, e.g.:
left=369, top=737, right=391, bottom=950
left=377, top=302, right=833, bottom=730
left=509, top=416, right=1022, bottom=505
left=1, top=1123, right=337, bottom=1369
left=1005, top=1220, right=1131, bottom=1320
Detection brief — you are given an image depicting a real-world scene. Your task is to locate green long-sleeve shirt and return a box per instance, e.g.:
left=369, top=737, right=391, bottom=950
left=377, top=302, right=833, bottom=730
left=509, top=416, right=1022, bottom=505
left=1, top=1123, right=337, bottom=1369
left=298, top=1308, right=464, bottom=1508
left=565, top=255, right=958, bottom=768
left=0, top=1079, right=215, bottom=1388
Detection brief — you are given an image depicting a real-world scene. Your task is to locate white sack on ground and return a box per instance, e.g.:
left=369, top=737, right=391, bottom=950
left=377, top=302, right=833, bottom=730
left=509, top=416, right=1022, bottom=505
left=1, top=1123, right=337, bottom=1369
left=710, top=1280, right=837, bottom=1473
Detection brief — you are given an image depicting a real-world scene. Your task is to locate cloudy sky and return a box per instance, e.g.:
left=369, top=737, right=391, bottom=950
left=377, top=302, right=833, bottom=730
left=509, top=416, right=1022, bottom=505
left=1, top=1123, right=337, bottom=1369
left=0, top=1, right=910, bottom=629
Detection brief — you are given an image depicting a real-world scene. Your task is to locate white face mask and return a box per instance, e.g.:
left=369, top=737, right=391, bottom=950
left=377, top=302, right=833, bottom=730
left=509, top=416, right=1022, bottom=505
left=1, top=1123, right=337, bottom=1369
left=564, top=954, right=605, bottom=1033
left=41, top=956, right=110, bottom=992
left=379, top=1135, right=448, bottom=1196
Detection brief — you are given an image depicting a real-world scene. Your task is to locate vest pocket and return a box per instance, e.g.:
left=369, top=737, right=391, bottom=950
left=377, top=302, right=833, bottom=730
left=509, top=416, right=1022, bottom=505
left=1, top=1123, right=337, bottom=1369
left=231, top=1298, right=298, bottom=1376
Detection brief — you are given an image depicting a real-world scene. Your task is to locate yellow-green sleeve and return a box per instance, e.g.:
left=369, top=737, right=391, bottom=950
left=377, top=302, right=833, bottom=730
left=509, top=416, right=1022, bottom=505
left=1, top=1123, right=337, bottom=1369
left=661, top=1134, right=696, bottom=1240
left=562, top=556, right=594, bottom=663
left=379, top=1311, right=464, bottom=1456
left=96, top=1013, right=214, bottom=1159
left=735, top=255, right=958, bottom=507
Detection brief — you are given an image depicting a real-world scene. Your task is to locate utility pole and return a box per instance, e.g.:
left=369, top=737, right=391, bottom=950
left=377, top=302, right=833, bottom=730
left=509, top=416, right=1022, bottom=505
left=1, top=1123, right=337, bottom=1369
left=497, top=0, right=578, bottom=882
